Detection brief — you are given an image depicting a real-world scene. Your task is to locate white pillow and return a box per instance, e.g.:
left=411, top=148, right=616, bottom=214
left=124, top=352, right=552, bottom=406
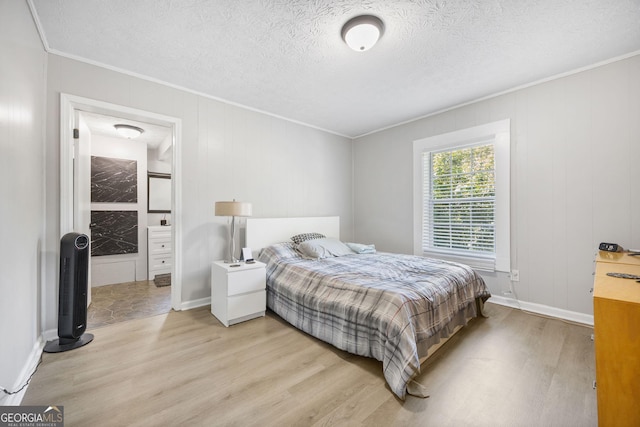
left=346, top=242, right=376, bottom=254
left=297, top=237, right=354, bottom=259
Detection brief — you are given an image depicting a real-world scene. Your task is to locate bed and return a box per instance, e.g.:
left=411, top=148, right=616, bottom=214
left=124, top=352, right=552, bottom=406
left=246, top=216, right=490, bottom=400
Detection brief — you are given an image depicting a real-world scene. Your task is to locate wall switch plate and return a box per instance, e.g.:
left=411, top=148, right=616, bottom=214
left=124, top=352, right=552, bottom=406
left=511, top=269, right=520, bottom=281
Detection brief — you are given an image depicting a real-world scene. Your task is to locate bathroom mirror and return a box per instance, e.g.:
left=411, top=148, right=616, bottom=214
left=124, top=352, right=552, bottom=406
left=148, top=172, right=171, bottom=213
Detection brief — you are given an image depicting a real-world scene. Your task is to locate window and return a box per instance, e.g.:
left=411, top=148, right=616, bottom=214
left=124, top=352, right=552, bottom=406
left=426, top=143, right=495, bottom=253
left=413, top=120, right=510, bottom=272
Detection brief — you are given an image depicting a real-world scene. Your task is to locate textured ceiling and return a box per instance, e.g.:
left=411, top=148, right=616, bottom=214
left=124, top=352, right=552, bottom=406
left=29, top=0, right=640, bottom=137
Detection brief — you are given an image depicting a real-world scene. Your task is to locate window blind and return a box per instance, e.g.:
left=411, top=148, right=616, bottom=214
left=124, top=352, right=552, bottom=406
left=422, top=143, right=496, bottom=270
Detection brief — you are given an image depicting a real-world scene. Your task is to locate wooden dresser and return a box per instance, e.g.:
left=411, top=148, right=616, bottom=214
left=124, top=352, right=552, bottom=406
left=593, top=251, right=640, bottom=427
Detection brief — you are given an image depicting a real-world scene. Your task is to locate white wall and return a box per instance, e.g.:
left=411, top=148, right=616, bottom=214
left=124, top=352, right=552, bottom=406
left=0, top=0, right=47, bottom=404
left=42, top=55, right=353, bottom=332
left=353, top=54, right=640, bottom=319
left=90, top=135, right=148, bottom=285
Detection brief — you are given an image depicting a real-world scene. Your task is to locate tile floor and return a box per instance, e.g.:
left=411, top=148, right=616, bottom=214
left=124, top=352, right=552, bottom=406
left=87, top=280, right=171, bottom=329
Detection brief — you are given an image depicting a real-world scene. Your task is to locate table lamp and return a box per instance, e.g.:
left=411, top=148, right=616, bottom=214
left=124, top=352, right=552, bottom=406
left=215, top=200, right=252, bottom=262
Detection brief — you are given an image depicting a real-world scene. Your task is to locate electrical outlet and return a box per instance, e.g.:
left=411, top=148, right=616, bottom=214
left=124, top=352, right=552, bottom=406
left=511, top=269, right=520, bottom=282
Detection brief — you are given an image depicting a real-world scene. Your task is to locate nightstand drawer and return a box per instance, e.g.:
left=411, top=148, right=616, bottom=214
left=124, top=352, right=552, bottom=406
left=227, top=267, right=266, bottom=296
left=227, top=291, right=266, bottom=320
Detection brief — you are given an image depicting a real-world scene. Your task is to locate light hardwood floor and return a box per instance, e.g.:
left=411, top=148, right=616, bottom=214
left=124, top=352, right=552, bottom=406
left=23, top=303, right=597, bottom=426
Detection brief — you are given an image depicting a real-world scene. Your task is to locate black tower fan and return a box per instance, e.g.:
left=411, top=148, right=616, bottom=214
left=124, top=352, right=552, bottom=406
left=44, top=232, right=94, bottom=353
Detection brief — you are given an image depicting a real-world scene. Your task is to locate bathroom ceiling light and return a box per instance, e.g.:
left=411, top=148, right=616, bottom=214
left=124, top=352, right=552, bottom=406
left=114, top=124, right=144, bottom=139
left=341, top=15, right=384, bottom=52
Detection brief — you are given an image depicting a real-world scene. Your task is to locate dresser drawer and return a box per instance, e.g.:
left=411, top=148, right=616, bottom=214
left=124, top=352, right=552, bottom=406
left=149, top=239, right=171, bottom=255
left=149, top=228, right=171, bottom=240
left=227, top=267, right=266, bottom=296
left=149, top=254, right=171, bottom=270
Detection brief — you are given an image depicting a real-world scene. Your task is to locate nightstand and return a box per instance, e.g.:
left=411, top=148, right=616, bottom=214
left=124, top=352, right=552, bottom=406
left=211, top=261, right=266, bottom=327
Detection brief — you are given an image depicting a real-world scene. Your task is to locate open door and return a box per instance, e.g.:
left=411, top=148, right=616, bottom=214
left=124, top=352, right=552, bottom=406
left=73, top=111, right=92, bottom=305
left=60, top=93, right=183, bottom=312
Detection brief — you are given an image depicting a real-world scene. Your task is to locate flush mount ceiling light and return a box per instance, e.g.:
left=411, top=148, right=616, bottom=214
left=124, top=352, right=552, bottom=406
left=341, top=15, right=384, bottom=52
left=114, top=124, right=144, bottom=139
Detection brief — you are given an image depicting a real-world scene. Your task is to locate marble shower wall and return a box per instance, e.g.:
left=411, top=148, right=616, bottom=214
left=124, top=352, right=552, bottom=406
left=90, top=155, right=139, bottom=256
left=91, top=156, right=137, bottom=203
left=90, top=210, right=138, bottom=256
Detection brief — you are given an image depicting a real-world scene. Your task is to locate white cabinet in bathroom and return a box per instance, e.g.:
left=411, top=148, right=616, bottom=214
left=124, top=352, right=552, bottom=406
left=148, top=226, right=172, bottom=279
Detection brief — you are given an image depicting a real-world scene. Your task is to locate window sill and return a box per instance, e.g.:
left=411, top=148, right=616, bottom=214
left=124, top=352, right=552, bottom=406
left=421, top=250, right=496, bottom=272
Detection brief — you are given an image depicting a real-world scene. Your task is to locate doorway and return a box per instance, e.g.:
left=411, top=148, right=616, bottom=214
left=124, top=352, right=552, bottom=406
left=88, top=279, right=172, bottom=328
left=60, top=94, right=183, bottom=316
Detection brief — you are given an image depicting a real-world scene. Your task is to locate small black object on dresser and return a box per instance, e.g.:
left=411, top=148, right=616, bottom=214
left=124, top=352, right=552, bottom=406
left=599, top=242, right=622, bottom=252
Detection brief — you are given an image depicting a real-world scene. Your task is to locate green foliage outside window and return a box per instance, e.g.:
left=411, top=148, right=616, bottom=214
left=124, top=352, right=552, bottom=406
left=428, top=144, right=495, bottom=253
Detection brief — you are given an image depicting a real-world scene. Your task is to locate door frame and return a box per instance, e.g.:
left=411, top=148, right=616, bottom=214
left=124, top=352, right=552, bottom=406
left=60, top=93, right=183, bottom=311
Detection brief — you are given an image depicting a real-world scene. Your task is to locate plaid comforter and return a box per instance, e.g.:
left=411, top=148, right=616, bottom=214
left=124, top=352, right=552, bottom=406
left=258, top=243, right=490, bottom=399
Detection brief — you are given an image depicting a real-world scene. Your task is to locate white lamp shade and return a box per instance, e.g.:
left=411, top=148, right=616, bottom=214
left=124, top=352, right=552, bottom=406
left=215, top=201, right=252, bottom=217
left=342, top=15, right=384, bottom=52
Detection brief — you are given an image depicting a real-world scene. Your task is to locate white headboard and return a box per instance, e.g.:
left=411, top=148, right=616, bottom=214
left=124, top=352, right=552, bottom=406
left=246, top=216, right=340, bottom=254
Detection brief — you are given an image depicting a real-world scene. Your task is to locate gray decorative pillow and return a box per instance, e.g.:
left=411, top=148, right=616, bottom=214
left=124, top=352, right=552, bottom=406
left=290, top=232, right=325, bottom=245
left=297, top=238, right=355, bottom=259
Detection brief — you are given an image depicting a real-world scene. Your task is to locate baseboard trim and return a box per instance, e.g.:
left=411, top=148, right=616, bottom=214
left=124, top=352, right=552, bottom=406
left=180, top=296, right=210, bottom=311
left=42, top=328, right=58, bottom=343
left=488, top=295, right=594, bottom=327
left=1, top=337, right=44, bottom=406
